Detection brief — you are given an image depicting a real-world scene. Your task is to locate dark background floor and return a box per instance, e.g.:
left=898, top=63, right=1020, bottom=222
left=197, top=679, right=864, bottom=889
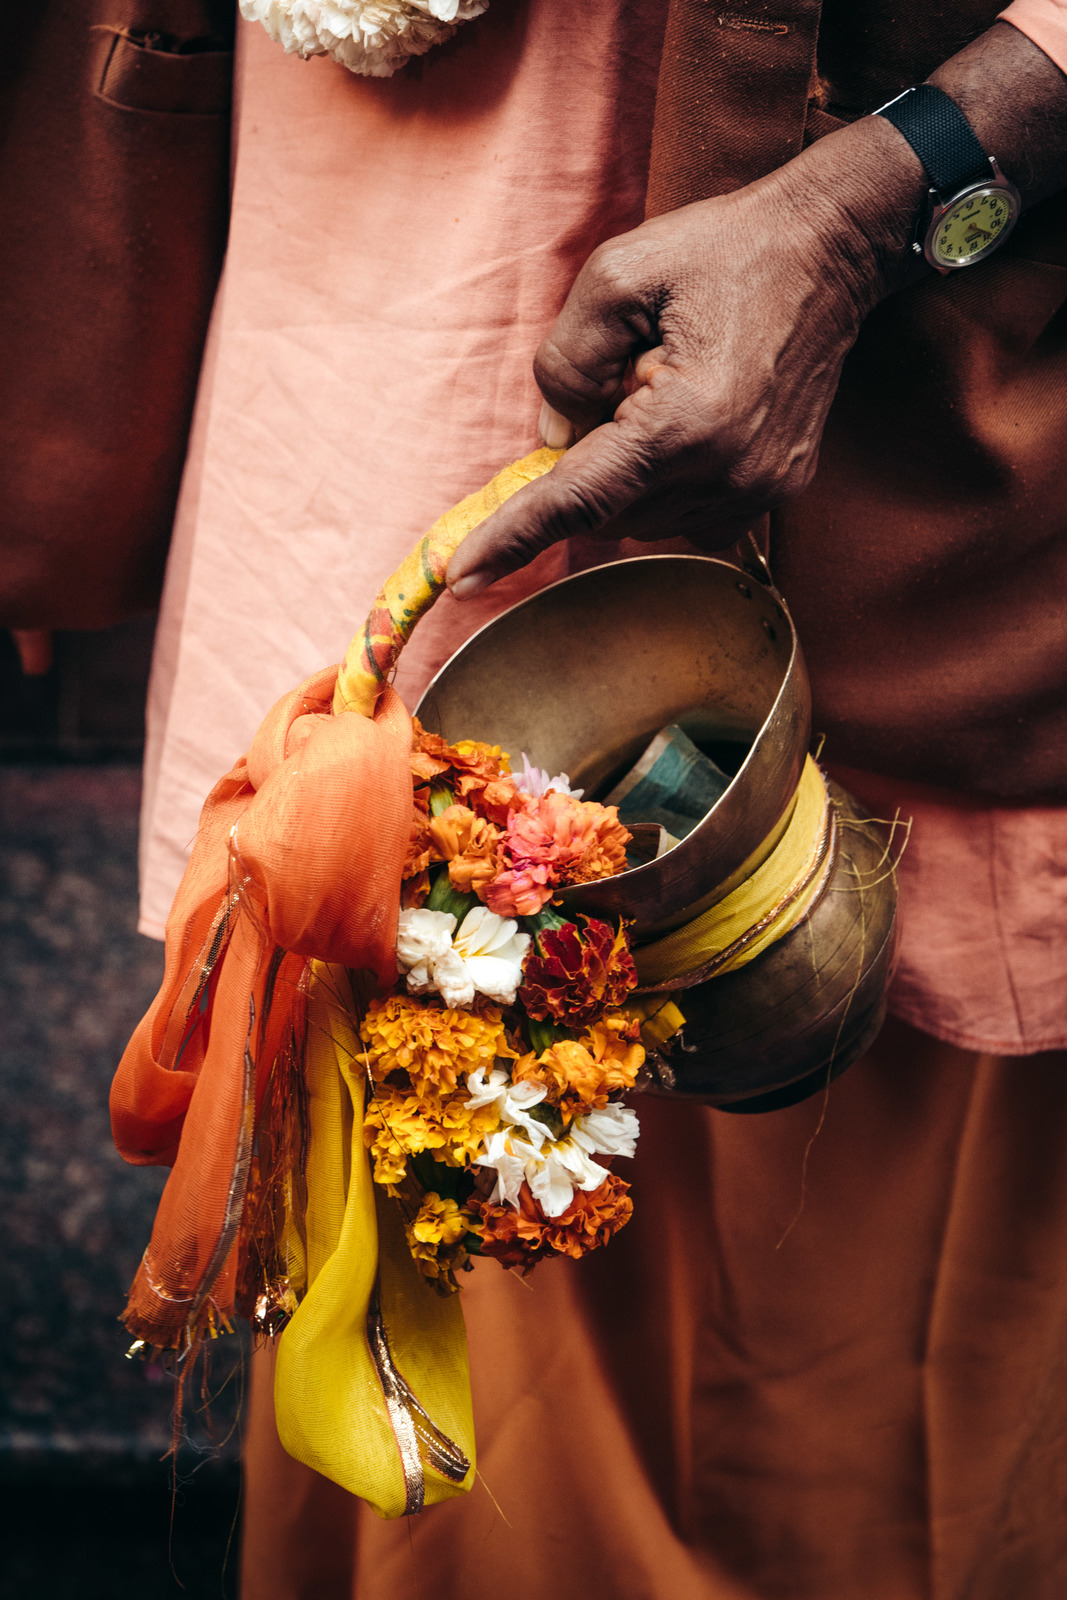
left=1, top=624, right=245, bottom=1597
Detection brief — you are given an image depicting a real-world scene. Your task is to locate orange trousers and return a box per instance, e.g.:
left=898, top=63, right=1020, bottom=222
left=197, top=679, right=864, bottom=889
left=241, top=1017, right=1067, bottom=1599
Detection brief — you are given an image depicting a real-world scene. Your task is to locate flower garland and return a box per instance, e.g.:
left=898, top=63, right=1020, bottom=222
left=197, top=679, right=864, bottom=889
left=239, top=0, right=489, bottom=78
left=364, top=723, right=644, bottom=1291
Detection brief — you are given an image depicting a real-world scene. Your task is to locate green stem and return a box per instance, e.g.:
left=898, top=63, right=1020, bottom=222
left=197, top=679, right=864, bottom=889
left=425, top=871, right=476, bottom=921
left=526, top=1016, right=567, bottom=1055
left=523, top=905, right=572, bottom=937
left=428, top=782, right=455, bottom=817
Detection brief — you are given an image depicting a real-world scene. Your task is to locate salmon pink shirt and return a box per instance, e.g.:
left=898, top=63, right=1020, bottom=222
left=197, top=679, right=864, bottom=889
left=139, top=0, right=1067, bottom=1057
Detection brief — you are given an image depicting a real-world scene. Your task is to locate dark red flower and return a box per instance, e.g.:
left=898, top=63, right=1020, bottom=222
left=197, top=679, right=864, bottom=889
left=518, top=917, right=637, bottom=1026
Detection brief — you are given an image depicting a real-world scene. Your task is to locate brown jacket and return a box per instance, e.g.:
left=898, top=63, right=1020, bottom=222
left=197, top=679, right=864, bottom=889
left=649, top=0, right=1067, bottom=798
left=0, top=1, right=232, bottom=629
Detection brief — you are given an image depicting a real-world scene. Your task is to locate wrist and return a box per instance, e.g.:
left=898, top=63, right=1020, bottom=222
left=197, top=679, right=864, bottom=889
left=761, top=114, right=931, bottom=317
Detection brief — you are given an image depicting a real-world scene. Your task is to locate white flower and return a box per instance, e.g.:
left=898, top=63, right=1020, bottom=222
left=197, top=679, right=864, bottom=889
left=395, top=907, right=455, bottom=995
left=570, top=1102, right=640, bottom=1161
left=517, top=752, right=584, bottom=800
left=395, top=905, right=529, bottom=1009
left=239, top=0, right=488, bottom=78
left=450, top=906, right=530, bottom=1006
left=526, top=1137, right=609, bottom=1217
left=474, top=1126, right=612, bottom=1219
left=420, top=947, right=473, bottom=1008
left=465, top=1066, right=548, bottom=1144
left=474, top=1129, right=530, bottom=1208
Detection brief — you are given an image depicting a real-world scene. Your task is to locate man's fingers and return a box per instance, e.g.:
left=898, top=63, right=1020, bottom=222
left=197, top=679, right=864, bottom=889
left=532, top=234, right=661, bottom=428
left=447, top=422, right=659, bottom=598
left=632, top=345, right=669, bottom=387
left=537, top=401, right=575, bottom=450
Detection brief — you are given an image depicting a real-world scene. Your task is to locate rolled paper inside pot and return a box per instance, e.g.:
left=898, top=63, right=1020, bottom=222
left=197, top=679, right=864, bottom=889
left=604, top=723, right=732, bottom=843
left=333, top=447, right=565, bottom=718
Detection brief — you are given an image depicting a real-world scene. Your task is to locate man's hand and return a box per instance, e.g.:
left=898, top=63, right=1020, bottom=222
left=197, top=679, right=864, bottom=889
left=446, top=115, right=926, bottom=598
left=446, top=22, right=1067, bottom=600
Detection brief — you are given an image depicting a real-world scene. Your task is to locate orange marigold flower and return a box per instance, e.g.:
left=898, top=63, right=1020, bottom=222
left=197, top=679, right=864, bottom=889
left=485, top=792, right=630, bottom=918
left=360, top=994, right=514, bottom=1097
left=474, top=776, right=520, bottom=826
left=469, top=1174, right=633, bottom=1270
left=427, top=804, right=503, bottom=896
left=404, top=808, right=433, bottom=881
left=519, top=917, right=637, bottom=1026
left=512, top=1012, right=644, bottom=1119
left=401, top=869, right=431, bottom=909
left=465, top=1183, right=550, bottom=1271
left=539, top=1173, right=633, bottom=1259
left=410, top=722, right=516, bottom=822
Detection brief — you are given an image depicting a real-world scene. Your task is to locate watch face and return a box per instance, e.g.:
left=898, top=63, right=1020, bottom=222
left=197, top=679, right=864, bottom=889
left=928, top=185, right=1019, bottom=269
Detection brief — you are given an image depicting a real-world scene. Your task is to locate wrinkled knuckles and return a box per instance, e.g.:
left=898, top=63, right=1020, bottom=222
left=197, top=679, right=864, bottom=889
left=535, top=339, right=621, bottom=413
left=582, top=240, right=662, bottom=330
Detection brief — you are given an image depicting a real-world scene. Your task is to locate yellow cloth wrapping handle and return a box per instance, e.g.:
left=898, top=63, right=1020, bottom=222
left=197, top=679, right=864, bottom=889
left=333, top=447, right=564, bottom=717
left=634, top=757, right=833, bottom=991
left=274, top=965, right=475, bottom=1517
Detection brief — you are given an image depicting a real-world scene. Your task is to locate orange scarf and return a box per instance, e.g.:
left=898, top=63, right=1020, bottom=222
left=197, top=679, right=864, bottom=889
left=110, top=669, right=413, bottom=1349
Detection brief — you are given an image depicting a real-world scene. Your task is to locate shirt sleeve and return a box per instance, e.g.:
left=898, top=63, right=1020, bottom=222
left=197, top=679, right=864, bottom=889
left=999, top=0, right=1067, bottom=74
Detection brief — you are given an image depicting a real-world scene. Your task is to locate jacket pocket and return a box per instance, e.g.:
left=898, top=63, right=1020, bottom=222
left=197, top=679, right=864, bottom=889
left=94, top=27, right=232, bottom=115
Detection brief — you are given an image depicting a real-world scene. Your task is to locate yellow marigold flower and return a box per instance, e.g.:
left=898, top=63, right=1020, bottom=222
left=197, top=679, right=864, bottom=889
left=363, top=1074, right=505, bottom=1183
left=364, top=1084, right=449, bottom=1186
left=453, top=739, right=510, bottom=773
left=409, top=1192, right=470, bottom=1247
left=360, top=994, right=514, bottom=1096
left=365, top=1135, right=409, bottom=1189
left=438, top=1094, right=503, bottom=1167
left=583, top=1013, right=646, bottom=1088
left=404, top=1192, right=477, bottom=1293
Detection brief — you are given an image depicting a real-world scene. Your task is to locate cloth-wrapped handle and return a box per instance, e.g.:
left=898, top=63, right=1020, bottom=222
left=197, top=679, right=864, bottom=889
left=333, top=447, right=564, bottom=718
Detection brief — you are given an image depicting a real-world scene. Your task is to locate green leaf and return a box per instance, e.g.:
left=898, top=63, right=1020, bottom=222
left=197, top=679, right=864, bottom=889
left=527, top=1101, right=566, bottom=1141
left=409, top=1151, right=466, bottom=1202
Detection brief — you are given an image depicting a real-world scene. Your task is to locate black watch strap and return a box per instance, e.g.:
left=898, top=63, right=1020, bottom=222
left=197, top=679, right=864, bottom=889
left=876, top=84, right=992, bottom=194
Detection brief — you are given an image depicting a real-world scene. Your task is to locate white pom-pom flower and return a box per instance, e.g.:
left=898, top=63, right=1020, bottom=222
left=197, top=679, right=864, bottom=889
left=239, top=0, right=489, bottom=78
left=395, top=905, right=530, bottom=1009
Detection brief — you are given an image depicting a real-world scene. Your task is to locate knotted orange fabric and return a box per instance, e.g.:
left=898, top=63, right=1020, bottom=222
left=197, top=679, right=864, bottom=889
left=110, top=668, right=413, bottom=1349
left=111, top=448, right=560, bottom=1360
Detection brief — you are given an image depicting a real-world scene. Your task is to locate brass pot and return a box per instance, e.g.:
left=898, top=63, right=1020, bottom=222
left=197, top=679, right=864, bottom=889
left=419, top=556, right=809, bottom=940
left=416, top=556, right=897, bottom=1110
left=643, top=781, right=898, bottom=1112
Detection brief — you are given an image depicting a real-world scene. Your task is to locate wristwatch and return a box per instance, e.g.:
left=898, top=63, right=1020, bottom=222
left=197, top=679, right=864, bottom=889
left=875, top=84, right=1021, bottom=272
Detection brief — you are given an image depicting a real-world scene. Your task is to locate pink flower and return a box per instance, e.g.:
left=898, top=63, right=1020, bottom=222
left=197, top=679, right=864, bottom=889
left=485, top=792, right=630, bottom=918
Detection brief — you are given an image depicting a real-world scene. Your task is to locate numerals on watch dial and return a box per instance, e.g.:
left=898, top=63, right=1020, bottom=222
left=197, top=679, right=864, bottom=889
left=930, top=187, right=1018, bottom=269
